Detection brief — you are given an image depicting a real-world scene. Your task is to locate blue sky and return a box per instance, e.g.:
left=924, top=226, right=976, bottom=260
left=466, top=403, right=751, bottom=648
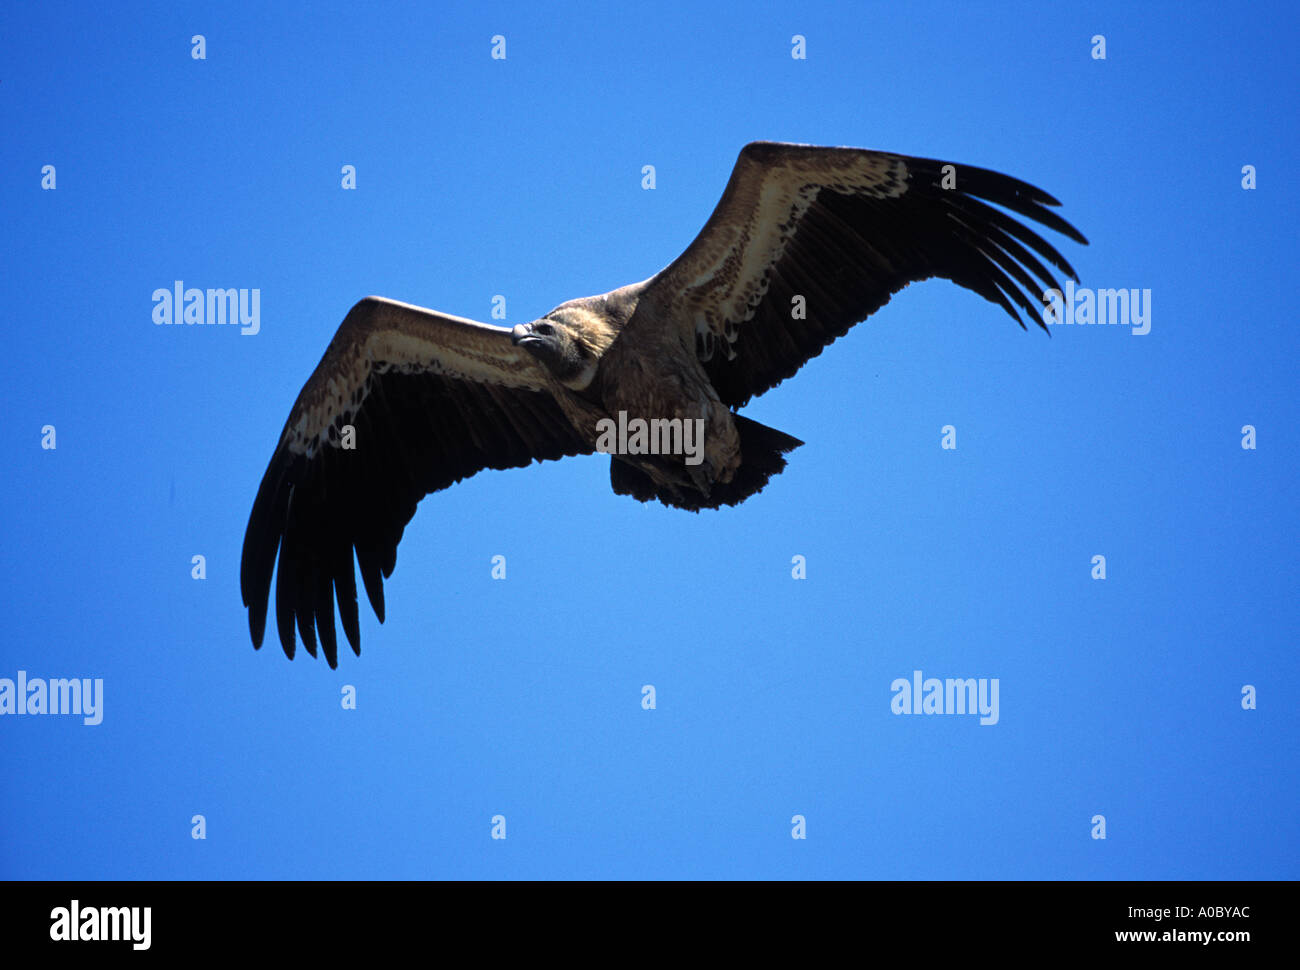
left=2, top=0, right=1296, bottom=879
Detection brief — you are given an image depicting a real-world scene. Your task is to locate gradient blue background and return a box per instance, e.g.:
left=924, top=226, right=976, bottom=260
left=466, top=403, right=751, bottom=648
left=2, top=0, right=1296, bottom=879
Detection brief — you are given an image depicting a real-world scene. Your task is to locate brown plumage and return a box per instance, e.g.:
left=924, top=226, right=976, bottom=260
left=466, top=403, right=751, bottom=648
left=241, top=141, right=1087, bottom=666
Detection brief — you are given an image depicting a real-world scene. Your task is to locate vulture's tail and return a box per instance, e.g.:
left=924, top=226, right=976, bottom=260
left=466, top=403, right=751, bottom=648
left=609, top=413, right=803, bottom=512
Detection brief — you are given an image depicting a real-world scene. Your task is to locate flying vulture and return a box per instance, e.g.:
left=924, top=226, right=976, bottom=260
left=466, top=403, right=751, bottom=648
left=241, top=141, right=1087, bottom=666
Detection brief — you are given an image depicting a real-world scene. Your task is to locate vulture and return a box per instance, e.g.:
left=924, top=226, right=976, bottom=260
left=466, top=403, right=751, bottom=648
left=241, top=141, right=1087, bottom=666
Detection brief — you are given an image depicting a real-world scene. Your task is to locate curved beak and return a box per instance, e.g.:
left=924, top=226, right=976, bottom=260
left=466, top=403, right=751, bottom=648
left=511, top=323, right=535, bottom=346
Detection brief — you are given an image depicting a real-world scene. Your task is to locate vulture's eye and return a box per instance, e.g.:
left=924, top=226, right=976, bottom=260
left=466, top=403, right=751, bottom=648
left=534, top=322, right=556, bottom=336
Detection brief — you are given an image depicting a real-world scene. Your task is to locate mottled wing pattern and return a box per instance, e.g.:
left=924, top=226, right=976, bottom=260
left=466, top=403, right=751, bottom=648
left=639, top=141, right=1088, bottom=407
left=240, top=296, right=591, bottom=667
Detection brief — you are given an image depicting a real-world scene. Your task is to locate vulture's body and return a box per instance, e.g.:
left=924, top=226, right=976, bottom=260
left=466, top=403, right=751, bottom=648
left=241, top=142, right=1087, bottom=666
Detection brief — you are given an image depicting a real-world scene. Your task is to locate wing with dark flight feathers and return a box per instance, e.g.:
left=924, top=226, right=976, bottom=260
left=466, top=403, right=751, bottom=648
left=239, top=296, right=591, bottom=667
left=636, top=141, right=1088, bottom=408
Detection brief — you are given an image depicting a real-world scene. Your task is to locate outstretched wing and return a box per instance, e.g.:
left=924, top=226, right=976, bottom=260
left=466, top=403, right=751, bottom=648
left=636, top=141, right=1088, bottom=408
left=240, top=296, right=591, bottom=667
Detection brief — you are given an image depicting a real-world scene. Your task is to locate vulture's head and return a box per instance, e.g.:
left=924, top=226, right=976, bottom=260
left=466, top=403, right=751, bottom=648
left=512, top=308, right=612, bottom=389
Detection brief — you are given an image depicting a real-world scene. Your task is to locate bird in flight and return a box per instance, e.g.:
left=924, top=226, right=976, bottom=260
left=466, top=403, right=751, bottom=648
left=241, top=141, right=1087, bottom=666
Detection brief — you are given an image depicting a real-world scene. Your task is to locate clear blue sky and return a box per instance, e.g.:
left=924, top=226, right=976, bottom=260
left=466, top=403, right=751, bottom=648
left=2, top=0, right=1296, bottom=879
